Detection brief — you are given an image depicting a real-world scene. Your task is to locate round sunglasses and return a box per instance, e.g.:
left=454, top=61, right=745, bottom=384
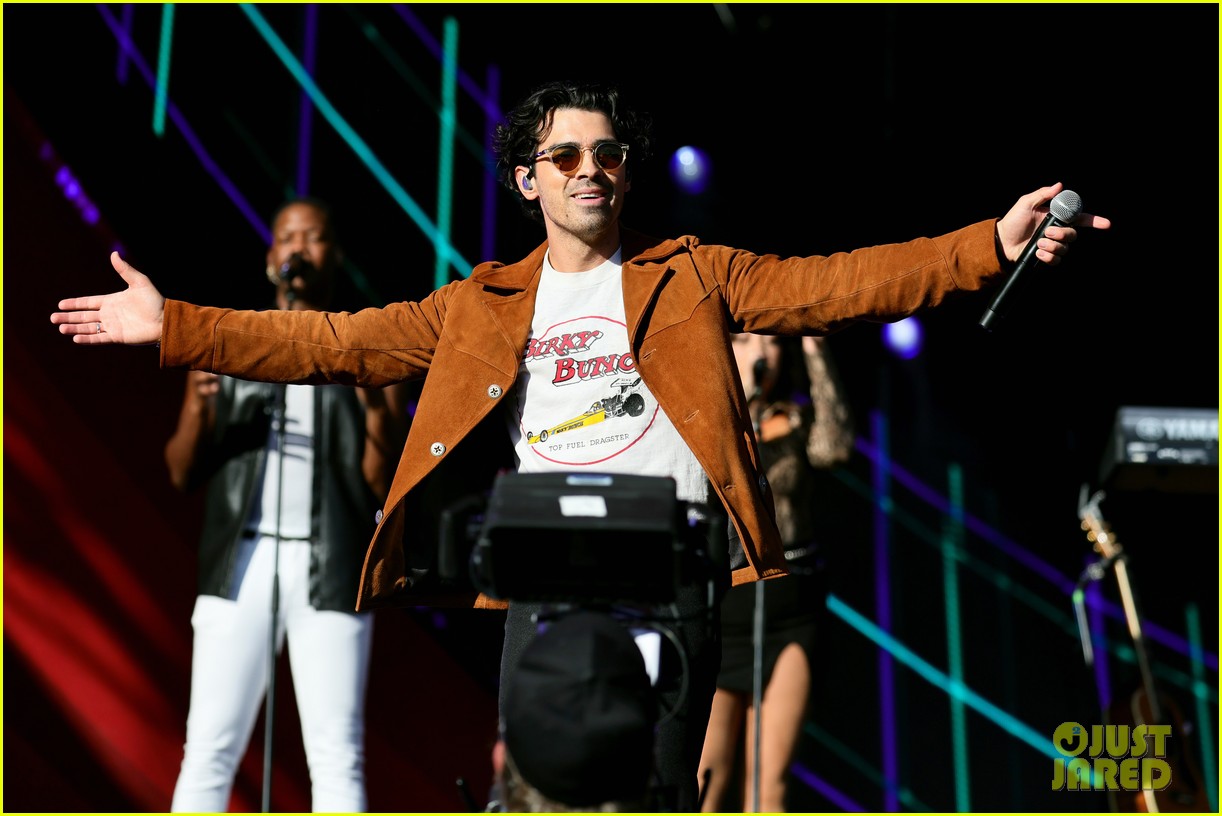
left=532, top=142, right=629, bottom=175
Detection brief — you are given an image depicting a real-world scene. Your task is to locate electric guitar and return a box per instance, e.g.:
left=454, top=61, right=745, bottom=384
left=1078, top=489, right=1209, bottom=813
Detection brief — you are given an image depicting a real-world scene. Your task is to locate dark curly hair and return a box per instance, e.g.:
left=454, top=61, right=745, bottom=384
left=492, top=80, right=653, bottom=223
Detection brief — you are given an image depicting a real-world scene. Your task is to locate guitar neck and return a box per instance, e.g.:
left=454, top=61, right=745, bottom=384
left=1111, top=556, right=1163, bottom=723
left=1082, top=489, right=1210, bottom=813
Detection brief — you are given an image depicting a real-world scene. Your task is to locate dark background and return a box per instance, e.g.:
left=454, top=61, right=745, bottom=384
left=4, top=3, right=1218, bottom=812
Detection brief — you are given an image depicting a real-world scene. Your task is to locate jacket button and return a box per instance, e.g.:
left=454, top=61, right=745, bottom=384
left=430, top=442, right=446, bottom=457
left=374, top=509, right=383, bottom=524
left=487, top=384, right=503, bottom=399
left=758, top=473, right=768, bottom=493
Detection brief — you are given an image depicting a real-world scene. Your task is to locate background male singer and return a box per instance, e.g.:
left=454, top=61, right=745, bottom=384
left=163, top=197, right=409, bottom=812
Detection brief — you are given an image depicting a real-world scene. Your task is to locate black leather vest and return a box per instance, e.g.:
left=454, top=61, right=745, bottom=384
left=196, top=377, right=379, bottom=611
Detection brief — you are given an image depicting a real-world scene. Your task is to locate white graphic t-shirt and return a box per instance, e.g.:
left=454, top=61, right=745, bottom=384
left=506, top=250, right=708, bottom=504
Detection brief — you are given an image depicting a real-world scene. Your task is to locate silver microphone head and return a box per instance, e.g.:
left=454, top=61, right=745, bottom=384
left=1050, top=190, right=1083, bottom=222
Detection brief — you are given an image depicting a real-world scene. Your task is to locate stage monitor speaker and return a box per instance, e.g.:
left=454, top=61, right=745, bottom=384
left=471, top=472, right=684, bottom=604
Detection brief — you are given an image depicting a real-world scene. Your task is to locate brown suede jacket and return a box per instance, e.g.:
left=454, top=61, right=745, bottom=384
left=160, top=220, right=1004, bottom=611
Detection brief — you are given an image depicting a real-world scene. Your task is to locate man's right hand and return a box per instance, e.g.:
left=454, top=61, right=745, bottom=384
left=50, top=251, right=165, bottom=346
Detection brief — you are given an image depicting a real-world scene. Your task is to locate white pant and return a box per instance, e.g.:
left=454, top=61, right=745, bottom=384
left=171, top=535, right=373, bottom=813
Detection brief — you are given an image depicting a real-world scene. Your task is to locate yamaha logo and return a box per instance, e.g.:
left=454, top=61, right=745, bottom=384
left=1133, top=415, right=1219, bottom=443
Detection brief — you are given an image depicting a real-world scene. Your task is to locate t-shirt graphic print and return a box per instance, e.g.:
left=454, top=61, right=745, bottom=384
left=507, top=251, right=706, bottom=502
left=520, top=313, right=651, bottom=466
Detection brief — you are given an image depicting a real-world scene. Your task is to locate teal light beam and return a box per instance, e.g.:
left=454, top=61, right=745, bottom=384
left=341, top=6, right=487, bottom=164
left=221, top=110, right=288, bottom=196
left=827, top=593, right=1064, bottom=762
left=942, top=463, right=970, bottom=811
left=152, top=4, right=175, bottom=136
left=851, top=436, right=1215, bottom=671
left=1185, top=603, right=1218, bottom=810
left=833, top=461, right=1218, bottom=708
left=94, top=4, right=269, bottom=243
left=801, top=721, right=932, bottom=812
left=433, top=18, right=458, bottom=289
left=835, top=465, right=1082, bottom=635
left=239, top=3, right=472, bottom=278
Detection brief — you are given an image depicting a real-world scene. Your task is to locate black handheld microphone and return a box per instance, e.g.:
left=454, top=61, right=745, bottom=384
left=279, top=252, right=307, bottom=282
left=980, top=189, right=1083, bottom=331
left=278, top=253, right=312, bottom=306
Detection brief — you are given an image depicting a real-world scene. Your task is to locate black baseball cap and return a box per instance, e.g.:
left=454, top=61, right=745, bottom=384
left=502, top=611, right=657, bottom=807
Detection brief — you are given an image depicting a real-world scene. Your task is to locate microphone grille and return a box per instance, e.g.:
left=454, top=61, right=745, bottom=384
left=1050, top=189, right=1083, bottom=222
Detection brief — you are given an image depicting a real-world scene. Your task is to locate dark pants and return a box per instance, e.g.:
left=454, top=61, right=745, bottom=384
left=499, top=578, right=724, bottom=812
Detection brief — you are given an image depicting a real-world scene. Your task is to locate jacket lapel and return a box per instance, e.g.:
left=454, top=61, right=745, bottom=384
left=621, top=228, right=691, bottom=346
left=464, top=242, right=547, bottom=376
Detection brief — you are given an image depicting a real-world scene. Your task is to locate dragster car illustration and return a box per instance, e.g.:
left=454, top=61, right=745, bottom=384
left=526, top=376, right=646, bottom=444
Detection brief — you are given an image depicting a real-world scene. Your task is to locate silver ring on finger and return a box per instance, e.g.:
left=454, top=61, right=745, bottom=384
left=96, top=322, right=104, bottom=334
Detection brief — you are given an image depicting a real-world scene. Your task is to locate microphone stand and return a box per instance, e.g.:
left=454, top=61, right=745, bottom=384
left=747, top=364, right=766, bottom=814
left=262, top=286, right=295, bottom=812
left=750, top=580, right=764, bottom=813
